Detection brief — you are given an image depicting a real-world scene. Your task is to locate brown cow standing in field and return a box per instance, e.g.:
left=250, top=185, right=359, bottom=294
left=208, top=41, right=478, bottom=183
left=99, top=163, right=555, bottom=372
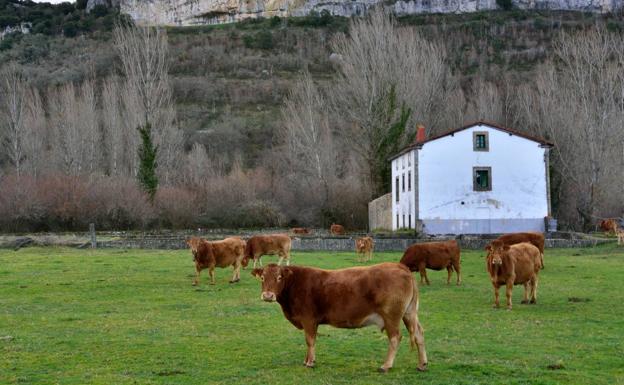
left=399, top=240, right=462, bottom=285
left=355, top=237, right=374, bottom=262
left=251, top=263, right=427, bottom=372
left=186, top=237, right=246, bottom=285
left=494, top=232, right=545, bottom=269
left=485, top=241, right=541, bottom=310
left=330, top=224, right=345, bottom=235
left=600, top=219, right=619, bottom=235
left=243, top=234, right=292, bottom=268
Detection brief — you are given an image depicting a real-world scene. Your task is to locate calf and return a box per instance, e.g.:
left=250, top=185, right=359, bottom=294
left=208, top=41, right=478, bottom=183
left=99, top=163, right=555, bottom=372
left=330, top=223, right=345, bottom=235
left=252, top=263, right=427, bottom=372
left=291, top=227, right=311, bottom=235
left=242, top=234, right=292, bottom=268
left=600, top=219, right=619, bottom=235
left=493, top=232, right=545, bottom=269
left=399, top=240, right=462, bottom=285
left=485, top=241, right=541, bottom=310
left=186, top=237, right=246, bottom=285
left=355, top=236, right=374, bottom=262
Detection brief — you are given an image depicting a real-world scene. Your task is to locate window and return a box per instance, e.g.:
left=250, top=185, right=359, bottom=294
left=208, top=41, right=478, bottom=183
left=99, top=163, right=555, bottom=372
left=402, top=174, right=405, bottom=192
left=408, top=214, right=411, bottom=229
left=408, top=171, right=411, bottom=191
left=396, top=214, right=399, bottom=228
left=473, top=167, right=492, bottom=191
left=395, top=177, right=400, bottom=202
left=402, top=214, right=405, bottom=228
left=473, top=131, right=489, bottom=151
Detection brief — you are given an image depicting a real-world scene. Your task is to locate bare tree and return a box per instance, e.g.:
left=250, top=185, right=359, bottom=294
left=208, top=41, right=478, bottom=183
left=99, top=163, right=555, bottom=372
left=102, top=76, right=125, bottom=177
left=48, top=82, right=100, bottom=176
left=329, top=8, right=463, bottom=197
left=113, top=23, right=183, bottom=185
left=0, top=63, right=28, bottom=176
left=515, top=27, right=624, bottom=229
left=281, top=71, right=336, bottom=207
left=185, top=142, right=210, bottom=186
left=21, top=88, right=46, bottom=177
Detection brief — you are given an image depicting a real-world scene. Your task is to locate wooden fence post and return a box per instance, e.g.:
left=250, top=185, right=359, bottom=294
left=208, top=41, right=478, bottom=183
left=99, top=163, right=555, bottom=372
left=89, top=223, right=96, bottom=249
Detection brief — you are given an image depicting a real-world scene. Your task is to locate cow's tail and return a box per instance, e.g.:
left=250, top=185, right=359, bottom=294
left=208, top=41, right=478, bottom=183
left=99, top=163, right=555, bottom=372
left=406, top=278, right=420, bottom=350
left=243, top=241, right=253, bottom=266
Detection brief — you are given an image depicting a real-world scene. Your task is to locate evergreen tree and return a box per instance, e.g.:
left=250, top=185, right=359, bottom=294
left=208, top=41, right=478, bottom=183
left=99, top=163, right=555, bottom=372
left=137, top=123, right=158, bottom=200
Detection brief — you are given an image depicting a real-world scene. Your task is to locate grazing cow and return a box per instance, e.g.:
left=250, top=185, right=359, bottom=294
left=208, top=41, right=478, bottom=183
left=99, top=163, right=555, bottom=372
left=485, top=241, right=541, bottom=310
left=355, top=236, right=374, bottom=262
left=493, top=232, right=545, bottom=269
left=399, top=240, right=461, bottom=285
left=330, top=223, right=345, bottom=235
left=251, top=263, right=427, bottom=372
left=291, top=227, right=311, bottom=235
left=186, top=237, right=246, bottom=285
left=242, top=234, right=292, bottom=268
left=600, top=219, right=619, bottom=235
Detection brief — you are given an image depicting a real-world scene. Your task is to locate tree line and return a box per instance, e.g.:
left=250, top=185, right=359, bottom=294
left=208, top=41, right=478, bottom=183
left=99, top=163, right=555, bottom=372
left=0, top=10, right=622, bottom=232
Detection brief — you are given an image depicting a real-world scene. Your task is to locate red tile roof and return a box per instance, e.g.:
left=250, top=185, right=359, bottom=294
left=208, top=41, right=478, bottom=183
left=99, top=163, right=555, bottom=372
left=389, top=120, right=554, bottom=161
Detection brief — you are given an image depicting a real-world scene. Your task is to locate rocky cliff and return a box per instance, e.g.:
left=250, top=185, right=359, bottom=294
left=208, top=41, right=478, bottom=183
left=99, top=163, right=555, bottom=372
left=91, top=0, right=621, bottom=25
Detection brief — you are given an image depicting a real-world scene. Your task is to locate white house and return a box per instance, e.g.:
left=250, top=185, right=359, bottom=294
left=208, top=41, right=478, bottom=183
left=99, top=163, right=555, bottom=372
left=389, top=121, right=554, bottom=234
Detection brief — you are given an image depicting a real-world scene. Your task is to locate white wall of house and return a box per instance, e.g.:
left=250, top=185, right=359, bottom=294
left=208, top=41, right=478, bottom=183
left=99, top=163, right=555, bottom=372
left=391, top=150, right=417, bottom=230
left=389, top=123, right=550, bottom=234
left=417, top=124, right=549, bottom=234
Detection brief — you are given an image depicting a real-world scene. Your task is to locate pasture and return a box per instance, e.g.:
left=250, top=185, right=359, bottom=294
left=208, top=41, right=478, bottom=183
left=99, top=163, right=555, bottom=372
left=1, top=246, right=623, bottom=385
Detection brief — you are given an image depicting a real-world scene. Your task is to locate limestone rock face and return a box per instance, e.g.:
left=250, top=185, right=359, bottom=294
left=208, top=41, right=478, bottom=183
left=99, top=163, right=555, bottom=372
left=91, top=0, right=622, bottom=25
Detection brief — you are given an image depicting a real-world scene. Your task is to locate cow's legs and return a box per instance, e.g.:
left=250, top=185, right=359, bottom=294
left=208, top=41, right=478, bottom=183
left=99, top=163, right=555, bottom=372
left=302, top=323, right=318, bottom=368
left=521, top=283, right=529, bottom=304
left=540, top=253, right=545, bottom=270
left=446, top=266, right=453, bottom=285
left=379, top=321, right=401, bottom=373
left=453, top=260, right=461, bottom=285
left=229, top=261, right=241, bottom=283
left=530, top=276, right=538, bottom=304
left=209, top=267, right=216, bottom=285
left=368, top=250, right=373, bottom=262
left=505, top=279, right=514, bottom=310
left=418, top=262, right=429, bottom=285
left=278, top=251, right=289, bottom=266
left=402, top=303, right=427, bottom=371
left=193, top=267, right=201, bottom=286
left=493, top=283, right=500, bottom=308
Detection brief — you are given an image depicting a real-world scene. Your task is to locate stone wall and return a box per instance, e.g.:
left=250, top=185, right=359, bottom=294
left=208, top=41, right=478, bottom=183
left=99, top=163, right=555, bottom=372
left=368, top=193, right=392, bottom=232
left=95, top=235, right=612, bottom=251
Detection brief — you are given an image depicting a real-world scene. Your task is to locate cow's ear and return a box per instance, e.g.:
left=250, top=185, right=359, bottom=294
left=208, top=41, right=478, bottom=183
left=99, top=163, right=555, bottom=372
left=282, top=267, right=294, bottom=279
left=251, top=268, right=263, bottom=278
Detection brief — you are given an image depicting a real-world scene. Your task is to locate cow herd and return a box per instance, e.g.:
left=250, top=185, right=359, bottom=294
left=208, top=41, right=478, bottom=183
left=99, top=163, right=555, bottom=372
left=184, top=230, right=548, bottom=372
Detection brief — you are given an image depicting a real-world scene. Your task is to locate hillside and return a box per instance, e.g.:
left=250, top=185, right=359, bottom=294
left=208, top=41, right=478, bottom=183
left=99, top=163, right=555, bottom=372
left=2, top=9, right=622, bottom=169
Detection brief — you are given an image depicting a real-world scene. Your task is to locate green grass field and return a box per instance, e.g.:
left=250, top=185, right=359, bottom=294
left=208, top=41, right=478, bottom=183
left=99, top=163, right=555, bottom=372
left=1, top=246, right=623, bottom=385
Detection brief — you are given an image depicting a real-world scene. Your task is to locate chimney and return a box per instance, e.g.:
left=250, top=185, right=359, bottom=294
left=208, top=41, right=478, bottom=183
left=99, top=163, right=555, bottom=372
left=416, top=124, right=426, bottom=143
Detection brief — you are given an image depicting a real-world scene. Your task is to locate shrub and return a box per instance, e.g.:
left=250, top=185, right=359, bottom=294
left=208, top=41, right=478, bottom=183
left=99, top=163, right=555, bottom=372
left=496, top=0, right=514, bottom=11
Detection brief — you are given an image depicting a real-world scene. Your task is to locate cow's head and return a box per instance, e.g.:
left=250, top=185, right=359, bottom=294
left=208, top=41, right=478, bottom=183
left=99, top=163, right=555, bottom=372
left=485, top=240, right=508, bottom=266
left=187, top=237, right=203, bottom=258
left=251, top=264, right=293, bottom=302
